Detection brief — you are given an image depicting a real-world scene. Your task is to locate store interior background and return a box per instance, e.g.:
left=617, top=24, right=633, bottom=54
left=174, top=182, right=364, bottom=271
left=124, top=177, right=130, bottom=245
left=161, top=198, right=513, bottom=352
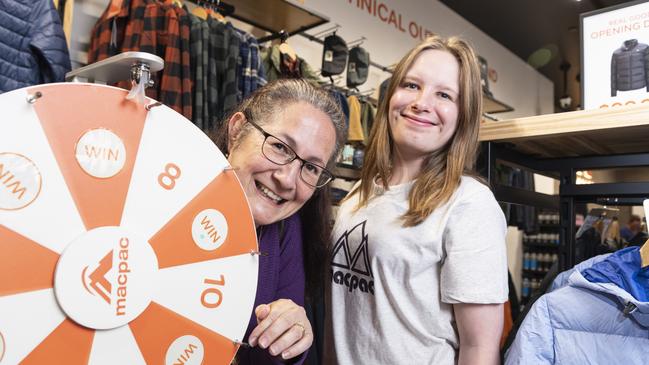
left=65, top=0, right=648, bottom=303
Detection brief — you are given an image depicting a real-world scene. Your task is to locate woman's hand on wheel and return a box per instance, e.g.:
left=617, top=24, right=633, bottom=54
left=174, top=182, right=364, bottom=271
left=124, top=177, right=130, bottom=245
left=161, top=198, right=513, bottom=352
left=248, top=299, right=313, bottom=360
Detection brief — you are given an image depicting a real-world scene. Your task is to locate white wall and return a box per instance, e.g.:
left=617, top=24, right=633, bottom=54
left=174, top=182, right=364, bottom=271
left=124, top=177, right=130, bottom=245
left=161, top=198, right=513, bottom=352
left=285, top=0, right=553, bottom=118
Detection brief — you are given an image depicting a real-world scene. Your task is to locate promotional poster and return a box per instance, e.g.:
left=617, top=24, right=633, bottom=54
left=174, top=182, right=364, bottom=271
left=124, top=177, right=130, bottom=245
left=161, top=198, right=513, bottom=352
left=582, top=0, right=649, bottom=109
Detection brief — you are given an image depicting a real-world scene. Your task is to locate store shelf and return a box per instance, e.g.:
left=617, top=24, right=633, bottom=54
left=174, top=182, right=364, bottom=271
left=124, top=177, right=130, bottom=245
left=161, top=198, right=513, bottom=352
left=227, top=0, right=329, bottom=36
left=334, top=164, right=361, bottom=180
left=523, top=269, right=552, bottom=277
left=538, top=223, right=560, bottom=229
left=523, top=241, right=559, bottom=248
left=479, top=103, right=649, bottom=158
left=482, top=103, right=649, bottom=270
left=483, top=93, right=513, bottom=114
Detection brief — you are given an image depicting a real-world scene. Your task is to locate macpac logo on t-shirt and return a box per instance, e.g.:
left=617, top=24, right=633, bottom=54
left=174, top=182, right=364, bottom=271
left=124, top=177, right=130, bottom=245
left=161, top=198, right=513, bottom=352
left=331, top=220, right=374, bottom=295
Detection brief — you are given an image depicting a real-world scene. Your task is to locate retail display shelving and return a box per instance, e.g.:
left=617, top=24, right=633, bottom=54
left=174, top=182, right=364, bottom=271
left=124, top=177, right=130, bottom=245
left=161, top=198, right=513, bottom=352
left=480, top=103, right=649, bottom=271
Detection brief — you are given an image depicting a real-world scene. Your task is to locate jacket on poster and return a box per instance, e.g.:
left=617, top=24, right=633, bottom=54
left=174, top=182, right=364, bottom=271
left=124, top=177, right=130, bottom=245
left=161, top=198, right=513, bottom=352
left=610, top=39, right=649, bottom=97
left=0, top=0, right=71, bottom=93
left=505, top=247, right=649, bottom=364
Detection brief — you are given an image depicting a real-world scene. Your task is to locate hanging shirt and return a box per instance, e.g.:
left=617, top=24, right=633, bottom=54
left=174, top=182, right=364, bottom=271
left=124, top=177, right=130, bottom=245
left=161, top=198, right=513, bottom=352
left=88, top=0, right=193, bottom=120
left=87, top=0, right=131, bottom=64
left=189, top=13, right=209, bottom=130
left=206, top=20, right=240, bottom=126
left=346, top=95, right=364, bottom=142
left=261, top=45, right=319, bottom=85
left=222, top=23, right=241, bottom=117
left=234, top=30, right=266, bottom=101
left=360, top=101, right=376, bottom=145
left=206, top=17, right=221, bottom=130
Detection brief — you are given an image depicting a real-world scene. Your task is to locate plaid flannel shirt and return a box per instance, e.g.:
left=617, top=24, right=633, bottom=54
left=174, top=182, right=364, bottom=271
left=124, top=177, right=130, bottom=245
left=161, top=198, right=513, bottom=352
left=221, top=22, right=240, bottom=120
left=234, top=30, right=267, bottom=102
left=189, top=13, right=209, bottom=130
left=88, top=0, right=192, bottom=120
left=87, top=0, right=132, bottom=63
left=206, top=19, right=239, bottom=129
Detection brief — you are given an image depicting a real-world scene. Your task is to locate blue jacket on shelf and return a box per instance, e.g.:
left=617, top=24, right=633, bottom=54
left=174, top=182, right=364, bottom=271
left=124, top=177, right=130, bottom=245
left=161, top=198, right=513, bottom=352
left=505, top=247, right=649, bottom=364
left=0, top=0, right=71, bottom=93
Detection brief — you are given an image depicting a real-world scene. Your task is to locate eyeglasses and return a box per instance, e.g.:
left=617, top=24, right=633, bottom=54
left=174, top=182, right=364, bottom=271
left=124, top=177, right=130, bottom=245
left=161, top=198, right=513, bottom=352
left=246, top=119, right=334, bottom=188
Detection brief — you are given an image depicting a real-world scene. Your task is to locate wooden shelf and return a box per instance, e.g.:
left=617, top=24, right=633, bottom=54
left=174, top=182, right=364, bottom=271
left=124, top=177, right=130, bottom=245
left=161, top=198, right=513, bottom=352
left=334, top=164, right=361, bottom=180
left=479, top=104, right=649, bottom=158
left=227, top=0, right=328, bottom=36
left=483, top=93, right=513, bottom=114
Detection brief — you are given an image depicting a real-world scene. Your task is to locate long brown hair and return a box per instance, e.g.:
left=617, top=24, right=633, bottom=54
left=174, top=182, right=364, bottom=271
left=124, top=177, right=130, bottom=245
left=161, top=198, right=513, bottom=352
left=353, top=35, right=483, bottom=227
left=210, top=79, right=346, bottom=299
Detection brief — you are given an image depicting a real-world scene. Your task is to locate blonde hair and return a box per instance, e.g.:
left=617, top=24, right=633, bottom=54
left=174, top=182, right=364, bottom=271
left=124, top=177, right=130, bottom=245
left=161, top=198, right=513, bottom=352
left=352, top=35, right=483, bottom=226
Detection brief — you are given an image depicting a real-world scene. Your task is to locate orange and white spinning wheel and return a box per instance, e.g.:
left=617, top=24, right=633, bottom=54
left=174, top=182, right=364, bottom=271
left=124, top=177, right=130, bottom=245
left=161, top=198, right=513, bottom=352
left=0, top=83, right=258, bottom=364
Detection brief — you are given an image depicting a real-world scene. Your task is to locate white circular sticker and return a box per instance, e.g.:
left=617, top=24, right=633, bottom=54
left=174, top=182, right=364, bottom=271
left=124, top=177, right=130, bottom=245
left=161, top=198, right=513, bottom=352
left=165, top=335, right=204, bottom=365
left=0, top=152, right=42, bottom=211
left=75, top=129, right=126, bottom=178
left=192, top=209, right=229, bottom=251
left=54, top=227, right=158, bottom=330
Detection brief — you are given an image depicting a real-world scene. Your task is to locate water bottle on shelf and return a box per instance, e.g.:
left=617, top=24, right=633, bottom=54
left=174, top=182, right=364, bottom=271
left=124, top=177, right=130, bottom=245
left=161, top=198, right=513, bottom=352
left=536, top=252, right=544, bottom=271
left=522, top=277, right=530, bottom=298
left=544, top=253, right=552, bottom=271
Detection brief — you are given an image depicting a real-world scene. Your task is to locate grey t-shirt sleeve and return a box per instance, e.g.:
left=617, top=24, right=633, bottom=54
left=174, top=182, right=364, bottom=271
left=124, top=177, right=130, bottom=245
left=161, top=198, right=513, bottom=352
left=440, top=185, right=509, bottom=304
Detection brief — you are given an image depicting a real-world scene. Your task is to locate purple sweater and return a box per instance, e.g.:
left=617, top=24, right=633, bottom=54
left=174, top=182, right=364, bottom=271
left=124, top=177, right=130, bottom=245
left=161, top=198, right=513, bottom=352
left=236, top=213, right=307, bottom=364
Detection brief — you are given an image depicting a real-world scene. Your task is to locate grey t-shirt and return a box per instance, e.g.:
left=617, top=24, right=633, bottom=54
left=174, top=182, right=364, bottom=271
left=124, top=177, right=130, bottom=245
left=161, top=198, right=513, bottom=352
left=326, top=176, right=508, bottom=364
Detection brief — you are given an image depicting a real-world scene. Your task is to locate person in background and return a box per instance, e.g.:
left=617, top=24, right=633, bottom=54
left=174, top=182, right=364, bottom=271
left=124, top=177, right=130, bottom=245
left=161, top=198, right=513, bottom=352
left=621, top=215, right=642, bottom=243
left=326, top=35, right=508, bottom=365
left=211, top=79, right=345, bottom=364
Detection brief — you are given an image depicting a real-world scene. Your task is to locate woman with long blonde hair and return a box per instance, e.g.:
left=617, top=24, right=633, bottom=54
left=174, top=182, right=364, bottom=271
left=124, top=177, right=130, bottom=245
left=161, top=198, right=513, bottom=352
left=326, top=35, right=508, bottom=364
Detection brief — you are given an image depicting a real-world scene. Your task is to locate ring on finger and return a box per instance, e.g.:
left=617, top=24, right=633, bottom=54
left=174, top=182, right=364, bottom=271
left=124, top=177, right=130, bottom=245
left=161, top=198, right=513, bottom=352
left=292, top=322, right=306, bottom=336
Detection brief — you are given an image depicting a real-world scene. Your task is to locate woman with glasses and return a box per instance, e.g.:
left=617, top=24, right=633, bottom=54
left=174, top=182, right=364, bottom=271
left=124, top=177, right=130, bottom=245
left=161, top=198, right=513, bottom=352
left=326, top=35, right=508, bottom=364
left=210, top=79, right=345, bottom=364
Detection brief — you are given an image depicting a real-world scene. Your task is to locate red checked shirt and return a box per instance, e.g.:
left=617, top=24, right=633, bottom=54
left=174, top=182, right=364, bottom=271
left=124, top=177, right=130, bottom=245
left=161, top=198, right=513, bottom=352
left=87, top=0, right=192, bottom=120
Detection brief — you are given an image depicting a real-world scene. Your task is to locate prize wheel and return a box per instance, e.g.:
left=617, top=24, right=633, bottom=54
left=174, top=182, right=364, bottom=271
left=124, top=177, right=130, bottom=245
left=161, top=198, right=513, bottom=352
left=0, top=83, right=259, bottom=364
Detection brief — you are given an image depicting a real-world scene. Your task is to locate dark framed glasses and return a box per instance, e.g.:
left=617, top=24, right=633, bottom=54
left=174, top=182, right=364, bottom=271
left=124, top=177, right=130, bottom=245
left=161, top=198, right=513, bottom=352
left=246, top=119, right=334, bottom=188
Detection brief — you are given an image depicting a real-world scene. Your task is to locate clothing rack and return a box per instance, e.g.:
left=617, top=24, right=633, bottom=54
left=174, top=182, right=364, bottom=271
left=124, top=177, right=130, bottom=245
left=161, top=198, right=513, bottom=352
left=322, top=83, right=378, bottom=105
left=188, top=0, right=235, bottom=16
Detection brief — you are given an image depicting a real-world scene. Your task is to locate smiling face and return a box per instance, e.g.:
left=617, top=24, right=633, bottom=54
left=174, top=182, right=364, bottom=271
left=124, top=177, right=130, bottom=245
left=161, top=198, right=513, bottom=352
left=227, top=102, right=336, bottom=227
left=388, top=49, right=460, bottom=166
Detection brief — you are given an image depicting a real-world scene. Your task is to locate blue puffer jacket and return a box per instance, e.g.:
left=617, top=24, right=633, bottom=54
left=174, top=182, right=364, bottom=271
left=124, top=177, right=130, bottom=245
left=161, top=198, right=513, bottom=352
left=0, top=0, right=71, bottom=93
left=506, top=247, right=649, bottom=364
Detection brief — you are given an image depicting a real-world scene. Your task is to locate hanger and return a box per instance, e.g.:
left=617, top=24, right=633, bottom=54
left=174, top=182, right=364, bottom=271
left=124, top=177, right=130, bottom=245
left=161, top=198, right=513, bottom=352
left=277, top=30, right=297, bottom=61
left=191, top=0, right=209, bottom=19
left=211, top=0, right=227, bottom=22
left=106, top=0, right=124, bottom=18
left=641, top=199, right=649, bottom=268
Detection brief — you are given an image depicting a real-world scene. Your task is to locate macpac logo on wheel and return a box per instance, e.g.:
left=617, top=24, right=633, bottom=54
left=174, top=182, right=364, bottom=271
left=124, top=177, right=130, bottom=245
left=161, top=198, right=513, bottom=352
left=55, top=227, right=158, bottom=330
left=81, top=238, right=131, bottom=316
left=0, top=152, right=42, bottom=211
left=82, top=250, right=113, bottom=304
